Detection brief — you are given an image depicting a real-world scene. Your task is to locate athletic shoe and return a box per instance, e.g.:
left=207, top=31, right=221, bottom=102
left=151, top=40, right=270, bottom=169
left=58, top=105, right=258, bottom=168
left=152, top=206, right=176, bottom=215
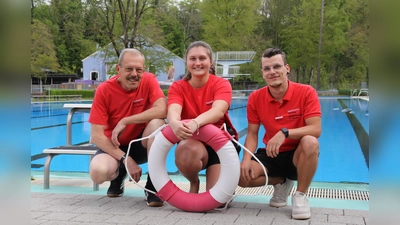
left=269, top=178, right=294, bottom=207
left=107, top=167, right=127, bottom=197
left=145, top=191, right=164, bottom=207
left=291, top=192, right=311, bottom=219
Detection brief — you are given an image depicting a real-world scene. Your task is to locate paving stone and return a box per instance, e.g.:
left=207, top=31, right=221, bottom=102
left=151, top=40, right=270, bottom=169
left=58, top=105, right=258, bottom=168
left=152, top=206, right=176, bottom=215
left=233, top=214, right=273, bottom=224
left=30, top=189, right=369, bottom=225
left=344, top=209, right=369, bottom=217
left=31, top=219, right=49, bottom=225
left=31, top=211, right=48, bottom=219
left=174, top=219, right=215, bottom=225
left=37, top=212, right=81, bottom=221
left=313, top=207, right=344, bottom=216
left=329, top=214, right=366, bottom=224
left=70, top=213, right=114, bottom=223
left=104, top=214, right=147, bottom=224
left=224, top=207, right=261, bottom=216
left=137, top=216, right=180, bottom=225
left=200, top=213, right=239, bottom=222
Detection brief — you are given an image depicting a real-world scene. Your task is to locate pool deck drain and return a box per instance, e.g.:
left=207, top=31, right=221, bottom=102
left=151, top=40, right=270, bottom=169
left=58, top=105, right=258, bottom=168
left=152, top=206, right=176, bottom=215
left=31, top=176, right=369, bottom=201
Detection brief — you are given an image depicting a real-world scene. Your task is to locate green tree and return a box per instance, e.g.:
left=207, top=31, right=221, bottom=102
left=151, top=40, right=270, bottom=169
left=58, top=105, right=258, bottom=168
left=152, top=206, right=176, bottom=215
left=154, top=1, right=186, bottom=58
left=334, top=0, right=369, bottom=90
left=85, top=0, right=178, bottom=74
left=280, top=0, right=367, bottom=91
left=281, top=0, right=322, bottom=85
left=86, top=0, right=163, bottom=56
left=31, top=19, right=60, bottom=93
left=200, top=0, right=262, bottom=51
left=176, top=0, right=203, bottom=51
left=259, top=0, right=301, bottom=47
left=49, top=0, right=95, bottom=76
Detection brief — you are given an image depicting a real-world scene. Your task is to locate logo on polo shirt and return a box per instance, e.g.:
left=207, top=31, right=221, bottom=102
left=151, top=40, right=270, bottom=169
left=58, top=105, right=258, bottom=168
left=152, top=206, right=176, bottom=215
left=133, top=98, right=144, bottom=108
left=133, top=98, right=143, bottom=103
left=288, top=108, right=300, bottom=114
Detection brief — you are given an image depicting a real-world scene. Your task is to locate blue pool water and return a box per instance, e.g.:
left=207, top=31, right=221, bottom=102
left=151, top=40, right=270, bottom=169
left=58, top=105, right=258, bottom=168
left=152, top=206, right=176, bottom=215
left=31, top=97, right=369, bottom=184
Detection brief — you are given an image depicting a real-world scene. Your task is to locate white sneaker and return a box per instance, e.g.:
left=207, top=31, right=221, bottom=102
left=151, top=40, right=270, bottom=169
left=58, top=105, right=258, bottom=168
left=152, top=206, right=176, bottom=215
left=269, top=179, right=294, bottom=207
left=291, top=192, right=311, bottom=220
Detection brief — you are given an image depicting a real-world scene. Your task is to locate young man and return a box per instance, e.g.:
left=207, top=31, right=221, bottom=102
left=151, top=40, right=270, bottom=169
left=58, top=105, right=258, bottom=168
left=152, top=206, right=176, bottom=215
left=239, top=47, right=321, bottom=219
left=89, top=48, right=167, bottom=207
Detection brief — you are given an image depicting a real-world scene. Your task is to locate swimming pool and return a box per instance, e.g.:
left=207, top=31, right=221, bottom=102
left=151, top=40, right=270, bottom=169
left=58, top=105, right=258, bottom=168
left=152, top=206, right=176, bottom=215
left=31, top=97, right=369, bottom=184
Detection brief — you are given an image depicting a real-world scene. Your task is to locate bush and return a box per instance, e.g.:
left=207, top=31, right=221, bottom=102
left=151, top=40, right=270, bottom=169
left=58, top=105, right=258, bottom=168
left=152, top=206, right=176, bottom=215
left=162, top=89, right=168, bottom=97
left=338, top=89, right=353, bottom=96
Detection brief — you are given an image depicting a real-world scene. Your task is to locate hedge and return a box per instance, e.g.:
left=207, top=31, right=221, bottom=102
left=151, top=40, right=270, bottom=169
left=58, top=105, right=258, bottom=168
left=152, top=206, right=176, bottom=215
left=46, top=89, right=95, bottom=98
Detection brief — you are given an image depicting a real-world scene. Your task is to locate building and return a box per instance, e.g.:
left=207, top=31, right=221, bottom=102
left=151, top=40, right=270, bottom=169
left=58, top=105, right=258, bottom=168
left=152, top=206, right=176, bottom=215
left=81, top=44, right=185, bottom=84
left=31, top=73, right=81, bottom=85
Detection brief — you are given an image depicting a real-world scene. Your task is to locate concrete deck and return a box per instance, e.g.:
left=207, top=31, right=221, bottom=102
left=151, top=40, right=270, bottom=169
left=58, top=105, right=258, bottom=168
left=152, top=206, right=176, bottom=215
left=31, top=174, right=369, bottom=224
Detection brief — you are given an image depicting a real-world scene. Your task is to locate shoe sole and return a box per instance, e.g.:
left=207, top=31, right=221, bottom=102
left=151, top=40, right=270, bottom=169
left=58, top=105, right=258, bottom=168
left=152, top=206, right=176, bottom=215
left=107, top=193, right=123, bottom=197
left=292, top=212, right=311, bottom=220
left=269, top=201, right=287, bottom=207
left=147, top=202, right=164, bottom=207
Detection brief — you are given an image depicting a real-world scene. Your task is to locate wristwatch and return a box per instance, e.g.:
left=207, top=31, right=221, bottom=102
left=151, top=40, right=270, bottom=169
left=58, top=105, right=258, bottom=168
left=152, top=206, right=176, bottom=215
left=119, top=153, right=127, bottom=164
left=280, top=128, right=289, bottom=138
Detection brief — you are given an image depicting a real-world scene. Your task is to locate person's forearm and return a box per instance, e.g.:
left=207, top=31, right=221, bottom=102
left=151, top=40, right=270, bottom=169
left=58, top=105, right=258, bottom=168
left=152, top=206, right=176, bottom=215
left=242, top=136, right=258, bottom=161
left=193, top=107, right=225, bottom=128
left=242, top=146, right=257, bottom=161
left=167, top=110, right=181, bottom=123
left=286, top=124, right=321, bottom=140
left=123, top=103, right=167, bottom=125
left=91, top=134, right=125, bottom=160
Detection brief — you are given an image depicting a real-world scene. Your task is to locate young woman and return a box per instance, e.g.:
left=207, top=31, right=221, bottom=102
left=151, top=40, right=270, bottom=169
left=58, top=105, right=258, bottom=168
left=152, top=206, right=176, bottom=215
left=167, top=41, right=239, bottom=196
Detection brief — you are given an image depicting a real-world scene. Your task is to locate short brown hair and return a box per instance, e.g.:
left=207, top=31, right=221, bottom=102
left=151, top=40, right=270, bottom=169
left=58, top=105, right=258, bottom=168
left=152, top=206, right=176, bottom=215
left=262, top=47, right=288, bottom=65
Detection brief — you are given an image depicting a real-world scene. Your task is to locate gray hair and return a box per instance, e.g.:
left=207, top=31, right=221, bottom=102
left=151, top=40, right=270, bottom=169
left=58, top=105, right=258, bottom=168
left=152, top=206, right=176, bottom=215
left=118, top=48, right=146, bottom=65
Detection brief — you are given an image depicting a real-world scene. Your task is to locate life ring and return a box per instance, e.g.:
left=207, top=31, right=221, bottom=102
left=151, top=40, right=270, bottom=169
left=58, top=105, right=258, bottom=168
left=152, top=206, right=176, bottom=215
left=148, top=120, right=240, bottom=212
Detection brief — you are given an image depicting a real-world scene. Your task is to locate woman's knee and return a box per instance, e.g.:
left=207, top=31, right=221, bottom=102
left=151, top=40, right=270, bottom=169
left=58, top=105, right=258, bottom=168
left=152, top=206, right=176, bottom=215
left=175, top=141, right=206, bottom=169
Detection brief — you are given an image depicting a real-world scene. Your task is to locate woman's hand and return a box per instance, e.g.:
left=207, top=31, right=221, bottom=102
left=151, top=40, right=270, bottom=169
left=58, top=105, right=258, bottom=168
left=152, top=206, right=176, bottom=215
left=170, top=120, right=194, bottom=140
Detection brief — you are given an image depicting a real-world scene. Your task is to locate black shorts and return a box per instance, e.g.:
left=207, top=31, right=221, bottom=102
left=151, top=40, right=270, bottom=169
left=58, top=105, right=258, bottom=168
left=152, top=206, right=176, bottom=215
left=251, top=148, right=298, bottom=180
left=205, top=140, right=241, bottom=168
left=94, top=134, right=148, bottom=165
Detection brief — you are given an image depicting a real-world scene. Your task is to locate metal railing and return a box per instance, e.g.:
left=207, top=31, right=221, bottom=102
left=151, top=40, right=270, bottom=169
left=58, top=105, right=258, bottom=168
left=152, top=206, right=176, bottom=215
left=215, top=51, right=256, bottom=61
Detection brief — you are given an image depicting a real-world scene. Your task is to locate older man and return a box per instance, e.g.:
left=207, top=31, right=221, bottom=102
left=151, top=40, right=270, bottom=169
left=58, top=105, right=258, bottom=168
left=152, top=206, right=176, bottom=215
left=89, top=48, right=167, bottom=207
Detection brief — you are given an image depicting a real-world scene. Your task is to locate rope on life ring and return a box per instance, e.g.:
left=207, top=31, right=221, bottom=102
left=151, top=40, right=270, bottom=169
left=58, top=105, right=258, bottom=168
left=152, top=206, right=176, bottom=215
left=148, top=120, right=240, bottom=212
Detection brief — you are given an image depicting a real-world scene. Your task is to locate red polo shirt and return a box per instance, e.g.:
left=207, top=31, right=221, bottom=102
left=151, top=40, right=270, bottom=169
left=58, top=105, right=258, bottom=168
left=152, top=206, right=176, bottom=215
left=89, top=72, right=165, bottom=146
left=168, top=75, right=238, bottom=138
left=247, top=81, right=321, bottom=151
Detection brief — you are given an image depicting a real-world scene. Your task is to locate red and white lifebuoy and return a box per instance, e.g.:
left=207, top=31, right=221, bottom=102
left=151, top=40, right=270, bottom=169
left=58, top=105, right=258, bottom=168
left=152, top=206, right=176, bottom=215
left=148, top=121, right=240, bottom=212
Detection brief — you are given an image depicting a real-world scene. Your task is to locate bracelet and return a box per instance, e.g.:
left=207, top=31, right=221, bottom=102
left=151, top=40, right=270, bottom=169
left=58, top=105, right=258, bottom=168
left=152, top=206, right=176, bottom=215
left=191, top=119, right=200, bottom=135
left=119, top=153, right=127, bottom=165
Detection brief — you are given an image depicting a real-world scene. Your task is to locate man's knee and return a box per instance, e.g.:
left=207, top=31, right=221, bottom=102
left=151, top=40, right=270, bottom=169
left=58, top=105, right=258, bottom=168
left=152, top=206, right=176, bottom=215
left=147, top=119, right=166, bottom=130
left=90, top=157, right=118, bottom=183
left=238, top=180, right=249, bottom=188
left=300, top=135, right=319, bottom=154
left=143, top=119, right=166, bottom=140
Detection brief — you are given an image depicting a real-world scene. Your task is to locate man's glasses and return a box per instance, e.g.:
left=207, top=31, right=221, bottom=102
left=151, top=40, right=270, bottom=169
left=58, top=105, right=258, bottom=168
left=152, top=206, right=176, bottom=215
left=120, top=65, right=144, bottom=74
left=262, top=64, right=286, bottom=73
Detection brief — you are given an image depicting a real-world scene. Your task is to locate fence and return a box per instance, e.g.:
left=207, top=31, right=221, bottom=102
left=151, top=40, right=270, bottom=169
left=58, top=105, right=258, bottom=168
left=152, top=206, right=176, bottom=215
left=31, top=83, right=99, bottom=94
